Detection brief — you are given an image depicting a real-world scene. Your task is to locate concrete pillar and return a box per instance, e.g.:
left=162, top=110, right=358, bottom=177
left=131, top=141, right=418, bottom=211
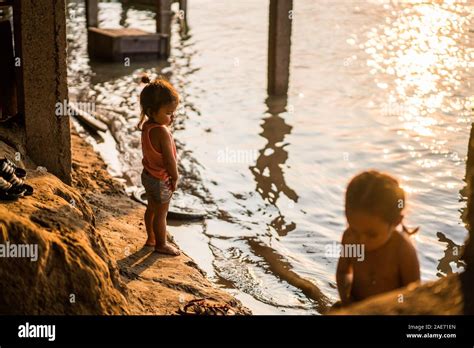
left=156, top=0, right=173, bottom=57
left=85, top=0, right=99, bottom=28
left=18, top=0, right=71, bottom=184
left=268, top=0, right=293, bottom=96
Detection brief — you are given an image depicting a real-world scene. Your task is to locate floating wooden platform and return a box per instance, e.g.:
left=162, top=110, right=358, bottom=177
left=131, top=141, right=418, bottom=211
left=88, top=27, right=162, bottom=61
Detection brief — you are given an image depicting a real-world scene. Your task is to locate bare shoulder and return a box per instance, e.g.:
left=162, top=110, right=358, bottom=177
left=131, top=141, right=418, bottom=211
left=341, top=228, right=357, bottom=245
left=150, top=126, right=171, bottom=144
left=394, top=231, right=417, bottom=256
left=150, top=125, right=169, bottom=137
left=395, top=230, right=421, bottom=283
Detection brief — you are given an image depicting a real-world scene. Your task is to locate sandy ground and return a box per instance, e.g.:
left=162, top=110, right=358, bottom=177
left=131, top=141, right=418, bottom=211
left=0, top=125, right=249, bottom=315
left=70, top=130, right=251, bottom=314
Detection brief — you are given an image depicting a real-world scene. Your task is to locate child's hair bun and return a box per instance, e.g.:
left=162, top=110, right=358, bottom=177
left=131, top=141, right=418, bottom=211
left=141, top=74, right=151, bottom=84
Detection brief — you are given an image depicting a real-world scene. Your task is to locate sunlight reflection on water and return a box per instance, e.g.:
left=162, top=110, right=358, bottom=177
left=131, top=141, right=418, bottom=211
left=67, top=0, right=473, bottom=314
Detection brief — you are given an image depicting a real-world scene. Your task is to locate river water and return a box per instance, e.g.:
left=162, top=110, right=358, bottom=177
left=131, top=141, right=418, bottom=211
left=66, top=0, right=474, bottom=314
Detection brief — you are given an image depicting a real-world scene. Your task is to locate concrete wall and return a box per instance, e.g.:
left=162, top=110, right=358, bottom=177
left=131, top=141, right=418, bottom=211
left=18, top=0, right=71, bottom=184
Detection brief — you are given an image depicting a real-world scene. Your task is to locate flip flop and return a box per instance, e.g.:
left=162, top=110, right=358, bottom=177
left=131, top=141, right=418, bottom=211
left=0, top=177, right=25, bottom=201
left=7, top=175, right=33, bottom=196
left=0, top=165, right=33, bottom=197
left=178, top=298, right=236, bottom=316
left=0, top=158, right=27, bottom=178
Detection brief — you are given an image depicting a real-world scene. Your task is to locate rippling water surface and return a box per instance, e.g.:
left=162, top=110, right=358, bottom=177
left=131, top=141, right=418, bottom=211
left=66, top=0, right=474, bottom=314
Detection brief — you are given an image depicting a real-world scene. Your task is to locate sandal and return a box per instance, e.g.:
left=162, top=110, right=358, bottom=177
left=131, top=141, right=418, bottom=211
left=0, top=157, right=27, bottom=178
left=0, top=177, right=25, bottom=201
left=0, top=163, right=33, bottom=196
left=178, top=298, right=236, bottom=316
left=6, top=174, right=33, bottom=196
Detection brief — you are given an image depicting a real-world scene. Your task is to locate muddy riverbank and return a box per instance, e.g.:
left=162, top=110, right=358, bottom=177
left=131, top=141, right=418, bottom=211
left=0, top=127, right=250, bottom=315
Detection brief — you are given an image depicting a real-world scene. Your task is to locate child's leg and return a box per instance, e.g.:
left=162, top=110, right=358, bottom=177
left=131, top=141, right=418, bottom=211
left=153, top=201, right=180, bottom=256
left=144, top=197, right=156, bottom=246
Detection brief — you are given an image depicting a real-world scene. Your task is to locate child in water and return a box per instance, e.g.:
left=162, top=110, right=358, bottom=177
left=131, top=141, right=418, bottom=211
left=138, top=75, right=180, bottom=256
left=336, top=170, right=420, bottom=305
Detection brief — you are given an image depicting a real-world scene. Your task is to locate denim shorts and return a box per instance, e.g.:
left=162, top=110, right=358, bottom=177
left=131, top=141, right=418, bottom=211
left=141, top=170, right=173, bottom=204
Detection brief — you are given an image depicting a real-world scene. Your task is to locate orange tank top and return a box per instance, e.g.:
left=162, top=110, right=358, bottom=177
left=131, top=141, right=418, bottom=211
left=141, top=121, right=177, bottom=181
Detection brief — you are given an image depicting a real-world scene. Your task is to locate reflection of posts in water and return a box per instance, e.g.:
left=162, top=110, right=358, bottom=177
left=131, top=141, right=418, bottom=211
left=268, top=0, right=293, bottom=96
left=250, top=96, right=298, bottom=236
left=119, top=1, right=131, bottom=28
left=251, top=96, right=298, bottom=204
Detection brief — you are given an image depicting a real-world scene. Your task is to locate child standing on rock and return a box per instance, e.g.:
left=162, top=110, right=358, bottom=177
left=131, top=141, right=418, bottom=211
left=138, top=75, right=180, bottom=256
left=336, top=170, right=420, bottom=306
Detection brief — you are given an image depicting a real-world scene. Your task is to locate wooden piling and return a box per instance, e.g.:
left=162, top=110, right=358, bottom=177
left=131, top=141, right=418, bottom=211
left=179, top=0, right=187, bottom=22
left=156, top=0, right=173, bottom=57
left=85, top=0, right=99, bottom=28
left=178, top=0, right=188, bottom=34
left=268, top=0, right=293, bottom=96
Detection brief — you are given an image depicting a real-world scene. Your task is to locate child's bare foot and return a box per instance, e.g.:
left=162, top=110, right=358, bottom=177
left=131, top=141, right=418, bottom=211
left=155, top=243, right=180, bottom=256
left=145, top=230, right=171, bottom=247
left=145, top=238, right=156, bottom=247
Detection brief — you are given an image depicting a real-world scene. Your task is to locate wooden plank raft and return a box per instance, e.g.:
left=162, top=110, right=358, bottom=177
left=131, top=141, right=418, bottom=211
left=88, top=27, right=162, bottom=61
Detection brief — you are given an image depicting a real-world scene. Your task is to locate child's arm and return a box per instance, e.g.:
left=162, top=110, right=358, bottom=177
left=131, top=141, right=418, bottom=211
left=151, top=127, right=179, bottom=188
left=399, top=236, right=420, bottom=286
left=336, top=261, right=353, bottom=305
left=336, top=229, right=354, bottom=305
